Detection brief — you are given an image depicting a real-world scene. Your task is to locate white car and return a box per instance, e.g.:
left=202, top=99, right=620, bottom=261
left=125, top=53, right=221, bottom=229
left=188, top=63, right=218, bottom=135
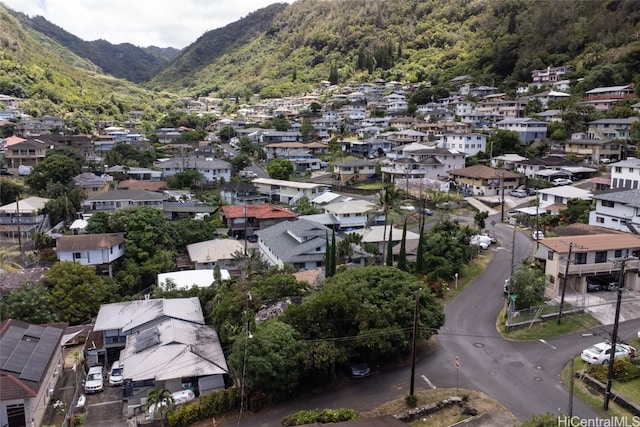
left=580, top=342, right=636, bottom=365
left=84, top=366, right=104, bottom=393
left=531, top=231, right=545, bottom=240
left=470, top=234, right=492, bottom=250
left=108, top=361, right=123, bottom=386
left=552, top=178, right=572, bottom=186
left=399, top=205, right=416, bottom=212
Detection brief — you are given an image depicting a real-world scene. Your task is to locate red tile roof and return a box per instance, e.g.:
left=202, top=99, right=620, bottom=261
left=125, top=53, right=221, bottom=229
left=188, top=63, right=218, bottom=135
left=221, top=204, right=297, bottom=220
left=0, top=373, right=36, bottom=400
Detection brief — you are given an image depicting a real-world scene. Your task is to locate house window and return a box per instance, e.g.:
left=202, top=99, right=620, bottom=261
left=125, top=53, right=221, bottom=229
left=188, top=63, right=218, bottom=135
left=615, top=167, right=622, bottom=173
left=596, top=217, right=604, bottom=223
left=594, top=251, right=607, bottom=263
left=614, top=249, right=628, bottom=258
left=601, top=200, right=614, bottom=208
left=73, top=252, right=81, bottom=260
left=574, top=252, right=587, bottom=265
left=547, top=250, right=554, bottom=261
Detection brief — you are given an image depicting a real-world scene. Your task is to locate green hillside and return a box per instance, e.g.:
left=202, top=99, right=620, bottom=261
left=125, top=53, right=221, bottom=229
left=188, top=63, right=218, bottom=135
left=148, top=0, right=640, bottom=98
left=0, top=5, right=174, bottom=131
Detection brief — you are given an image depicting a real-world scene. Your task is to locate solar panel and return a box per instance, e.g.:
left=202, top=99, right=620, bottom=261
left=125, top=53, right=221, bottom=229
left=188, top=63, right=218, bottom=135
left=0, top=326, right=23, bottom=367
left=135, top=327, right=160, bottom=353
left=24, top=324, right=46, bottom=339
left=2, top=340, right=36, bottom=374
left=21, top=327, right=62, bottom=382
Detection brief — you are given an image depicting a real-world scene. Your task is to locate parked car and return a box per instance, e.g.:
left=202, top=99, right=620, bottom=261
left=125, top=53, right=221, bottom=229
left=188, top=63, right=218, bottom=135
left=399, top=204, right=416, bottom=212
left=239, top=170, right=257, bottom=178
left=509, top=189, right=528, bottom=198
left=481, top=231, right=497, bottom=243
left=246, top=234, right=258, bottom=243
left=552, top=178, right=572, bottom=186
left=422, top=207, right=434, bottom=216
left=84, top=366, right=104, bottom=394
left=580, top=342, right=636, bottom=364
left=0, top=169, right=13, bottom=176
left=527, top=188, right=538, bottom=196
left=347, top=354, right=371, bottom=378
left=108, top=361, right=123, bottom=386
left=531, top=231, right=545, bottom=240
left=586, top=276, right=621, bottom=292
left=470, top=234, right=492, bottom=250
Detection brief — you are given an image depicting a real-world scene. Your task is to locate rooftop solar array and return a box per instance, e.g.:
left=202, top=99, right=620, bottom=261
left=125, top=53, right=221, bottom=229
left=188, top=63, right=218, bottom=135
left=135, top=327, right=160, bottom=353
left=1, top=324, right=63, bottom=383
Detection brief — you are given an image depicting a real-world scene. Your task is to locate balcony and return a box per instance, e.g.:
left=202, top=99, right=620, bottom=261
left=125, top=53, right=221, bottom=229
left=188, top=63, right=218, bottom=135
left=560, top=260, right=638, bottom=278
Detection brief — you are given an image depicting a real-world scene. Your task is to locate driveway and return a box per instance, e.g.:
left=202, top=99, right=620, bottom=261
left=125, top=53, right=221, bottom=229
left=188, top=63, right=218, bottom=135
left=559, top=289, right=640, bottom=325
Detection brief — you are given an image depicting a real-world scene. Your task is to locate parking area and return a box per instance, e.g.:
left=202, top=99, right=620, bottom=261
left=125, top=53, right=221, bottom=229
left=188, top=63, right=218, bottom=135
left=559, top=288, right=640, bottom=326
left=83, top=378, right=127, bottom=426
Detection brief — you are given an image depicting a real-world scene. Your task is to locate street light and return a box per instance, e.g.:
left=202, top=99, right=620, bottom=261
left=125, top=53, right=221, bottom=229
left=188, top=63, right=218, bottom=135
left=454, top=273, right=458, bottom=290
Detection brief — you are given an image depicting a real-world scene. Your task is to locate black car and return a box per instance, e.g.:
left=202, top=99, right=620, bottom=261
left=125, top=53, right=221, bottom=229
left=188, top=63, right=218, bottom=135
left=422, top=207, right=434, bottom=216
left=0, top=169, right=13, bottom=176
left=246, top=234, right=258, bottom=243
left=347, top=354, right=371, bottom=378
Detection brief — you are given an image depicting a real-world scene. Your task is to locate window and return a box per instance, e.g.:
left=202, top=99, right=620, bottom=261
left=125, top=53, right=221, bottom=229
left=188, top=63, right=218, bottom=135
left=574, top=252, right=587, bottom=265
left=73, top=252, right=81, bottom=260
left=601, top=200, right=614, bottom=208
left=547, top=251, right=554, bottom=261
left=596, top=217, right=604, bottom=223
left=594, top=251, right=607, bottom=263
left=615, top=249, right=628, bottom=258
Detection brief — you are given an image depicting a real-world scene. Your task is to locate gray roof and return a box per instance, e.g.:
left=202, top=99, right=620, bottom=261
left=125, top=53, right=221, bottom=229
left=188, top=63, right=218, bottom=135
left=587, top=117, right=639, bottom=125
left=256, top=218, right=337, bottom=263
left=121, top=318, right=227, bottom=382
left=86, top=189, right=165, bottom=202
left=593, top=188, right=640, bottom=208
left=93, top=297, right=204, bottom=333
left=158, top=157, right=231, bottom=169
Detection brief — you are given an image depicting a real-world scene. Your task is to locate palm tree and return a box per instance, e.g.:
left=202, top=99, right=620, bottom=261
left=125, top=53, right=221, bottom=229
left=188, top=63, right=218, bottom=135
left=369, top=185, right=402, bottom=264
left=232, top=248, right=268, bottom=280
left=147, top=388, right=174, bottom=426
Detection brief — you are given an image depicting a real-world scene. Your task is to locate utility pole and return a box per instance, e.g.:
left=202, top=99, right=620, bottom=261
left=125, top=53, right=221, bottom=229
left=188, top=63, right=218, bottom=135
left=500, top=170, right=505, bottom=222
left=558, top=241, right=585, bottom=324
left=604, top=256, right=637, bottom=410
left=510, top=218, right=517, bottom=277
left=409, top=288, right=421, bottom=397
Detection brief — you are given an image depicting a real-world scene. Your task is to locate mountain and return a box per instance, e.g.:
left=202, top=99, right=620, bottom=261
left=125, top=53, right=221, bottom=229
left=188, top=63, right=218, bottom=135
left=8, top=10, right=180, bottom=83
left=147, top=0, right=640, bottom=98
left=0, top=5, right=172, bottom=127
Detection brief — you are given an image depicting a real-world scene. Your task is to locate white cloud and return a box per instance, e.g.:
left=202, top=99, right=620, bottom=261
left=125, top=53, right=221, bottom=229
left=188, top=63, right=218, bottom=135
left=1, top=0, right=292, bottom=48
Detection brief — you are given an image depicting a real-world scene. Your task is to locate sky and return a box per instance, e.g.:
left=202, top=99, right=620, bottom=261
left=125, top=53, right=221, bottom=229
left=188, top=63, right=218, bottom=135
left=1, top=0, right=292, bottom=49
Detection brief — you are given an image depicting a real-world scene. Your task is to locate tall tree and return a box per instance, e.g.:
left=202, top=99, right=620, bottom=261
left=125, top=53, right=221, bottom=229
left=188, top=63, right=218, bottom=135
left=372, top=185, right=402, bottom=264
left=385, top=222, right=394, bottom=267
left=415, top=215, right=426, bottom=274
left=146, top=388, right=174, bottom=426
left=397, top=220, right=408, bottom=271
left=3, top=282, right=57, bottom=323
left=25, top=147, right=84, bottom=195
left=324, top=231, right=333, bottom=278
left=330, top=230, right=337, bottom=277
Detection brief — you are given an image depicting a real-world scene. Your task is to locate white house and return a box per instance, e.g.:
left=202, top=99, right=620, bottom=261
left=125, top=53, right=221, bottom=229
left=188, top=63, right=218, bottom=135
left=588, top=188, right=640, bottom=234
left=496, top=118, right=548, bottom=143
left=322, top=199, right=376, bottom=230
left=185, top=239, right=245, bottom=272
left=252, top=178, right=330, bottom=205
left=56, top=234, right=125, bottom=276
left=384, top=93, right=408, bottom=112
left=609, top=157, right=640, bottom=189
left=157, top=269, right=231, bottom=290
left=439, top=133, right=487, bottom=156
left=158, top=157, right=231, bottom=183
left=537, top=186, right=592, bottom=209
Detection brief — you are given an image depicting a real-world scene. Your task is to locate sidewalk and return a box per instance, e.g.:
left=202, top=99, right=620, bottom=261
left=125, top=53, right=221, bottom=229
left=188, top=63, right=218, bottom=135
left=465, top=197, right=499, bottom=216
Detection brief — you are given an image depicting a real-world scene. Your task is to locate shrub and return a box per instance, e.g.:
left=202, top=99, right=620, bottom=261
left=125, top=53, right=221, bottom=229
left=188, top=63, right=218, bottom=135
left=168, top=388, right=238, bottom=427
left=282, top=408, right=357, bottom=426
left=405, top=394, right=418, bottom=407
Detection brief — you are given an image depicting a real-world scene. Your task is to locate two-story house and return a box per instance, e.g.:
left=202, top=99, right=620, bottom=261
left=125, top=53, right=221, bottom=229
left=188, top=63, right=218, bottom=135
left=185, top=239, right=245, bottom=272
left=321, top=199, right=376, bottom=230
left=83, top=190, right=165, bottom=212
left=609, top=157, right=640, bottom=189
left=563, top=133, right=622, bottom=164
left=56, top=234, right=125, bottom=276
left=332, top=159, right=378, bottom=184
left=538, top=234, right=640, bottom=298
left=219, top=182, right=269, bottom=205
left=0, top=196, right=50, bottom=240
left=4, top=139, right=56, bottom=169
left=157, top=157, right=231, bottom=183
left=439, top=133, right=488, bottom=157
left=221, top=203, right=297, bottom=239
left=587, top=117, right=639, bottom=141
left=588, top=188, right=640, bottom=234
left=495, top=118, right=548, bottom=144
left=582, top=85, right=635, bottom=111
left=72, top=173, right=112, bottom=198
left=448, top=165, right=522, bottom=196
left=252, top=178, right=330, bottom=205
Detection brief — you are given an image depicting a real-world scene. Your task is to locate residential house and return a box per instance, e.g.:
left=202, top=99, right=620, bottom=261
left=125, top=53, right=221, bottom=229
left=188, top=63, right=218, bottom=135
left=448, top=165, right=522, bottom=196
left=221, top=203, right=297, bottom=239
left=385, top=129, right=430, bottom=145
left=264, top=142, right=314, bottom=160
left=72, top=173, right=112, bottom=198
left=514, top=157, right=579, bottom=180
left=0, top=320, right=65, bottom=427
left=383, top=146, right=466, bottom=182
left=332, top=159, right=378, bottom=184
left=588, top=188, right=640, bottom=234
left=496, top=118, right=548, bottom=144
left=563, top=134, right=623, bottom=163
left=16, top=115, right=64, bottom=136
left=4, top=138, right=56, bottom=169
left=531, top=65, right=575, bottom=85
left=157, top=157, right=231, bottom=183
left=439, top=133, right=487, bottom=156
left=355, top=225, right=420, bottom=255
left=609, top=157, right=640, bottom=189
left=185, top=239, right=245, bottom=272
left=83, top=190, right=165, bottom=212
left=0, top=196, right=50, bottom=240
left=537, top=186, right=592, bottom=211
left=220, top=182, right=269, bottom=205
left=257, top=218, right=358, bottom=270
left=92, top=298, right=227, bottom=406
left=260, top=130, right=302, bottom=144
left=252, top=178, right=330, bottom=204
left=524, top=90, right=571, bottom=109
left=489, top=154, right=528, bottom=170
left=56, top=234, right=125, bottom=276
left=582, top=85, right=635, bottom=111
left=321, top=199, right=376, bottom=230
left=537, top=234, right=640, bottom=298
left=586, top=117, right=639, bottom=141
left=105, top=166, right=163, bottom=181
left=342, top=138, right=392, bottom=158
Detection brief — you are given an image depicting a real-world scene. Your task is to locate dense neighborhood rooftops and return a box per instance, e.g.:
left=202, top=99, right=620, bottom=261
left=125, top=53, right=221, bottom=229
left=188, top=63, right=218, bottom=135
left=592, top=188, right=640, bottom=208
left=221, top=203, right=297, bottom=220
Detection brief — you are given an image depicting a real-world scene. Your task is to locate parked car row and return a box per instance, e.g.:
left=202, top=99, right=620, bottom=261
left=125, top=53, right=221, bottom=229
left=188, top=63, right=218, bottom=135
left=586, top=275, right=622, bottom=292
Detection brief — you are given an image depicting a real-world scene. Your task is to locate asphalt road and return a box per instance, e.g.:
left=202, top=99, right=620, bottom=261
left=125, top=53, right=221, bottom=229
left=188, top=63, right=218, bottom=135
left=221, top=212, right=640, bottom=427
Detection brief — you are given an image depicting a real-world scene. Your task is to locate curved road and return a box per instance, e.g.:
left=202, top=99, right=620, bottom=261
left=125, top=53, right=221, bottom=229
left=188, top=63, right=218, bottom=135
left=223, top=215, right=640, bottom=426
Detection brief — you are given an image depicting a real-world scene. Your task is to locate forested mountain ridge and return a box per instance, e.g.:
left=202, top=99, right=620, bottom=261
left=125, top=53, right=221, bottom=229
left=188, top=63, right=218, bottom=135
left=148, top=0, right=640, bottom=99
left=8, top=10, right=180, bottom=83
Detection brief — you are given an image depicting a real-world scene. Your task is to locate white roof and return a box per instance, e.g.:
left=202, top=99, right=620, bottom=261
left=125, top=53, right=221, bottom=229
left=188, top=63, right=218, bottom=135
left=93, top=297, right=204, bottom=332
left=537, top=186, right=592, bottom=200
left=323, top=199, right=375, bottom=215
left=355, top=226, right=420, bottom=243
left=157, top=269, right=230, bottom=290
left=69, top=219, right=88, bottom=230
left=252, top=177, right=330, bottom=189
left=186, top=239, right=244, bottom=263
left=0, top=196, right=49, bottom=214
left=121, top=318, right=228, bottom=382
left=311, top=191, right=347, bottom=205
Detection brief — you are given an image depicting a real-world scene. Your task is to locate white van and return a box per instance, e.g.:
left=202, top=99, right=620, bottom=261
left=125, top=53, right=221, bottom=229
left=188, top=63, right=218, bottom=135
left=84, top=366, right=104, bottom=393
left=108, top=361, right=123, bottom=386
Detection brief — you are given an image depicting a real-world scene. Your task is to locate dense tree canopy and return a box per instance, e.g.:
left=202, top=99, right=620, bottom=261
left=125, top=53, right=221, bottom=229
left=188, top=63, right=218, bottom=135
left=25, top=147, right=84, bottom=194
left=1, top=282, right=57, bottom=324
left=267, top=158, right=294, bottom=180
left=103, top=142, right=156, bottom=168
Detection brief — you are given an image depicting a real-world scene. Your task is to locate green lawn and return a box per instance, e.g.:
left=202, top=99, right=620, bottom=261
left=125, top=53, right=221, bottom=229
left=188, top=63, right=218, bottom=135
left=355, top=182, right=384, bottom=190
left=497, top=306, right=600, bottom=340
